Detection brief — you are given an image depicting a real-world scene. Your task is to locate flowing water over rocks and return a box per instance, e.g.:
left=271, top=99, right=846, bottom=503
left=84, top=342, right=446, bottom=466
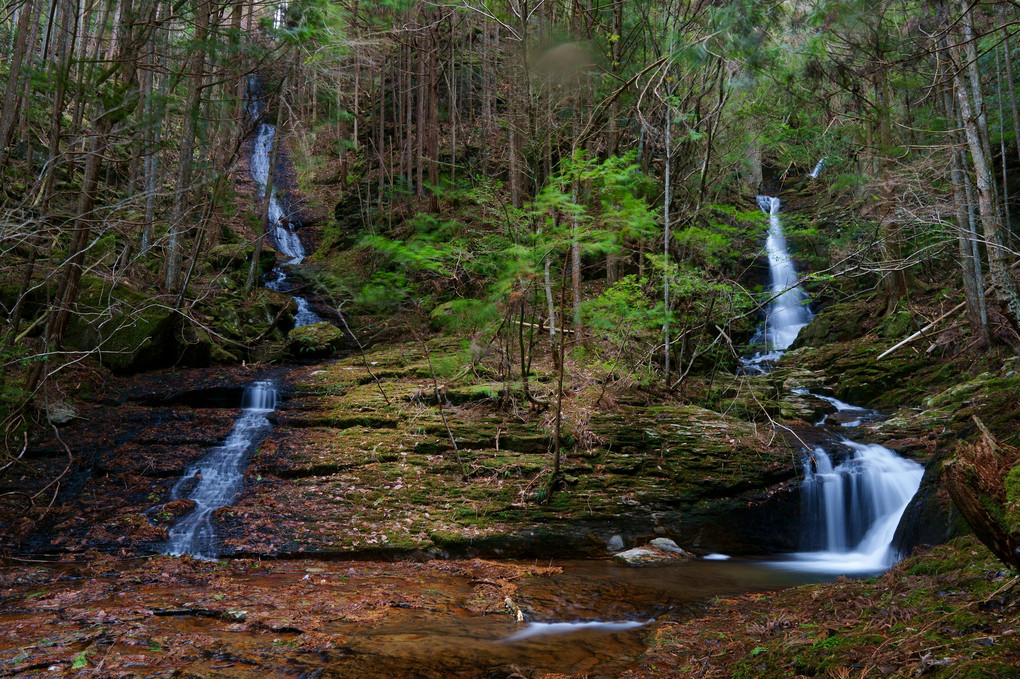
left=250, top=122, right=304, bottom=265
left=741, top=196, right=814, bottom=374
left=166, top=381, right=277, bottom=558
left=739, top=196, right=923, bottom=576
left=793, top=439, right=924, bottom=573
left=166, top=82, right=321, bottom=558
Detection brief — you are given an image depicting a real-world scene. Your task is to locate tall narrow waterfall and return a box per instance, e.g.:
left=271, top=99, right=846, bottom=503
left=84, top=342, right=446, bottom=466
left=248, top=78, right=321, bottom=327
left=251, top=123, right=305, bottom=265
left=740, top=196, right=813, bottom=373
left=757, top=195, right=813, bottom=351
left=167, top=381, right=277, bottom=559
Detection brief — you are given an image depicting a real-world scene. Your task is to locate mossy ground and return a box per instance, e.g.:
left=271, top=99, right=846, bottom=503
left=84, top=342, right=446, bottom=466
left=215, top=339, right=799, bottom=557
left=626, top=536, right=1020, bottom=678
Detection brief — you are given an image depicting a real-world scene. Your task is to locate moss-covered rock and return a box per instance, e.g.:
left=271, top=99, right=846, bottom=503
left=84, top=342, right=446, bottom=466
left=877, top=310, right=913, bottom=338
left=202, top=288, right=296, bottom=347
left=790, top=301, right=870, bottom=349
left=287, top=321, right=345, bottom=358
left=207, top=242, right=277, bottom=274
left=63, top=275, right=187, bottom=374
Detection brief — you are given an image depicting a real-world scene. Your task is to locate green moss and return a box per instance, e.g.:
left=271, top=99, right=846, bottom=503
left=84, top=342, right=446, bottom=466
left=288, top=322, right=345, bottom=358
left=878, top=310, right=913, bottom=338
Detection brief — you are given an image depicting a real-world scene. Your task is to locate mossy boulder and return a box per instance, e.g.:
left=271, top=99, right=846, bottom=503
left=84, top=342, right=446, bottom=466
left=878, top=310, right=913, bottom=339
left=207, top=242, right=277, bottom=274
left=892, top=453, right=970, bottom=557
left=203, top=288, right=296, bottom=345
left=63, top=276, right=190, bottom=373
left=288, top=322, right=344, bottom=358
left=790, top=301, right=870, bottom=349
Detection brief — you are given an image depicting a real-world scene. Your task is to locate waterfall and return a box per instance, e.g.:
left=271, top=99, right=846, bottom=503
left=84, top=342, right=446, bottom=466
left=732, top=195, right=923, bottom=575
left=807, top=158, right=825, bottom=179
left=251, top=123, right=305, bottom=265
left=265, top=267, right=322, bottom=327
left=247, top=76, right=321, bottom=327
left=740, top=196, right=813, bottom=373
left=792, top=441, right=923, bottom=574
left=757, top=195, right=813, bottom=351
left=166, top=381, right=277, bottom=559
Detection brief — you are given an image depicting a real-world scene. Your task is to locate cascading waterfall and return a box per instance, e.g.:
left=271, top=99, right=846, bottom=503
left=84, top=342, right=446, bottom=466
left=757, top=195, right=813, bottom=351
left=167, top=381, right=277, bottom=559
left=735, top=194, right=923, bottom=575
left=265, top=267, right=321, bottom=327
left=166, top=79, right=322, bottom=560
left=248, top=78, right=321, bottom=327
left=248, top=82, right=304, bottom=265
left=740, top=196, right=813, bottom=373
left=793, top=439, right=924, bottom=574
left=807, top=157, right=825, bottom=179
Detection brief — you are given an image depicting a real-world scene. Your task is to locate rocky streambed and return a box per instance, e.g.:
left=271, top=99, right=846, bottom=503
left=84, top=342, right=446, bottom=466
left=5, top=314, right=1019, bottom=676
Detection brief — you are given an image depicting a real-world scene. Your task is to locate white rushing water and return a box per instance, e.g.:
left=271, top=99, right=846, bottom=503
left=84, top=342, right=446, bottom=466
left=807, top=157, right=825, bottom=179
left=788, top=441, right=924, bottom=574
left=265, top=267, right=322, bottom=327
left=501, top=620, right=649, bottom=642
left=791, top=388, right=873, bottom=427
left=734, top=196, right=922, bottom=575
left=757, top=195, right=813, bottom=351
left=251, top=124, right=305, bottom=264
left=166, top=381, right=277, bottom=559
left=740, top=196, right=813, bottom=373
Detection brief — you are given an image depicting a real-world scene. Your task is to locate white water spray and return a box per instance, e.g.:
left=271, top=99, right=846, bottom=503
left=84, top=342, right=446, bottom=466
left=740, top=196, right=813, bottom=373
left=251, top=124, right=305, bottom=265
left=757, top=195, right=813, bottom=351
left=501, top=620, right=649, bottom=642
left=789, top=441, right=923, bottom=574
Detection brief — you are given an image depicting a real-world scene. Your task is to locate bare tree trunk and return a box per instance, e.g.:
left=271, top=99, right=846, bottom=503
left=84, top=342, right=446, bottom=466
left=427, top=25, right=439, bottom=213
left=166, top=0, right=210, bottom=290
left=0, top=0, right=38, bottom=166
left=1000, top=10, right=1020, bottom=172
left=952, top=16, right=1020, bottom=331
left=997, top=47, right=1011, bottom=230
left=663, top=97, right=673, bottom=384
left=944, top=84, right=988, bottom=341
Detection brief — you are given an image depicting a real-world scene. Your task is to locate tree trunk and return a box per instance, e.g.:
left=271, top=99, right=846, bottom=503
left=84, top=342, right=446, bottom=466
left=1000, top=9, right=1020, bottom=173
left=0, top=0, right=38, bottom=166
left=952, top=22, right=1020, bottom=331
left=166, top=0, right=210, bottom=290
left=944, top=84, right=988, bottom=341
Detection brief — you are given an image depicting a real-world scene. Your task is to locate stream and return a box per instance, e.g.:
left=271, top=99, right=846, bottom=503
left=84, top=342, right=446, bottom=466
left=744, top=195, right=923, bottom=576
left=141, top=176, right=922, bottom=671
left=165, top=83, right=319, bottom=560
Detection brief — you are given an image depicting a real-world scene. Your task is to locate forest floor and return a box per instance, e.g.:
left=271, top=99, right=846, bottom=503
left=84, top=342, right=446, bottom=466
left=0, top=536, right=1016, bottom=677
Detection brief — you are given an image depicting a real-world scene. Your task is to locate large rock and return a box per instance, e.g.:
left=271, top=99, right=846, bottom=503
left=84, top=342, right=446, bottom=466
left=791, top=301, right=870, bottom=349
left=203, top=288, right=297, bottom=346
left=612, top=539, right=694, bottom=567
left=64, top=276, right=189, bottom=374
left=288, top=322, right=345, bottom=358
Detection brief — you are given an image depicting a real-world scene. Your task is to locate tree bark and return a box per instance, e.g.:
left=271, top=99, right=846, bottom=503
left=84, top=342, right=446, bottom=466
left=952, top=18, right=1020, bottom=331
left=0, top=0, right=38, bottom=167
left=166, top=0, right=210, bottom=290
left=944, top=84, right=988, bottom=341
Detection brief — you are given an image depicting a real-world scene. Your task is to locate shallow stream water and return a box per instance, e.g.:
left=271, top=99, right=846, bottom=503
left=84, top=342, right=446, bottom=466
left=0, top=555, right=836, bottom=677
